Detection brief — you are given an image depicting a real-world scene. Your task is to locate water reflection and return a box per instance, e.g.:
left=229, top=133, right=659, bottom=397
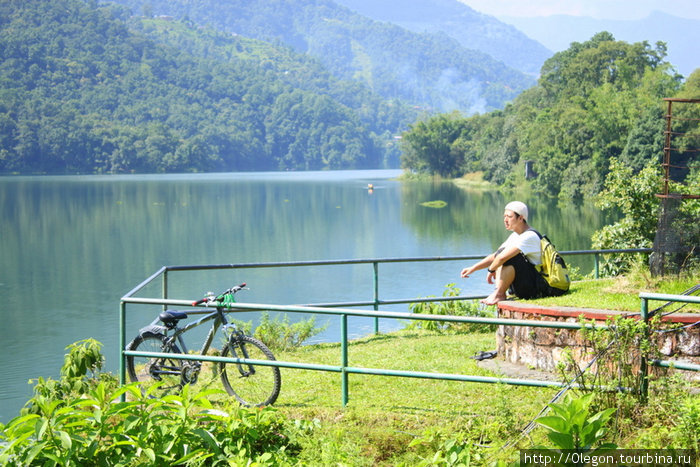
left=0, top=171, right=612, bottom=422
left=400, top=180, right=615, bottom=271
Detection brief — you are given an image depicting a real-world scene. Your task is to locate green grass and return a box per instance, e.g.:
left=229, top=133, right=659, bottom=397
left=258, top=270, right=700, bottom=464
left=525, top=273, right=700, bottom=312
left=9, top=321, right=697, bottom=465
left=264, top=325, right=698, bottom=465
left=270, top=330, right=557, bottom=465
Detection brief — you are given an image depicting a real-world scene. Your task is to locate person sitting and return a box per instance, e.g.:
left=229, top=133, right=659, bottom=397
left=460, top=201, right=564, bottom=305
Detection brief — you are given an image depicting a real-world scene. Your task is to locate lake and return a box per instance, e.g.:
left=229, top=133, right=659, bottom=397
left=0, top=170, right=612, bottom=422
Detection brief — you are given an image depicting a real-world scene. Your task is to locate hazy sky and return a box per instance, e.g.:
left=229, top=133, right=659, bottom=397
left=460, top=0, right=700, bottom=20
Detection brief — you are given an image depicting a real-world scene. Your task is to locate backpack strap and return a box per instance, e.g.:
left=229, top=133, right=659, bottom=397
left=528, top=227, right=543, bottom=239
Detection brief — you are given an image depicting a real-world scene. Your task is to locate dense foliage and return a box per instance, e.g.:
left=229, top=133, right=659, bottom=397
left=109, top=0, right=535, bottom=114
left=401, top=32, right=699, bottom=202
left=1, top=366, right=299, bottom=464
left=0, top=0, right=417, bottom=174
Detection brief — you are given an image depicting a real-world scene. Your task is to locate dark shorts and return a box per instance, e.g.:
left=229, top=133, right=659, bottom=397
left=504, top=253, right=565, bottom=299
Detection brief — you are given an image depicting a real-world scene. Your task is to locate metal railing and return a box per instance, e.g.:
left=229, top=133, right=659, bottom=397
left=639, top=292, right=700, bottom=400
left=119, top=248, right=699, bottom=407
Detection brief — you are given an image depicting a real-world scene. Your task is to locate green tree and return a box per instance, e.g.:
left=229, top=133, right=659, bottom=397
left=401, top=32, right=682, bottom=201
left=591, top=158, right=662, bottom=274
left=400, top=111, right=468, bottom=177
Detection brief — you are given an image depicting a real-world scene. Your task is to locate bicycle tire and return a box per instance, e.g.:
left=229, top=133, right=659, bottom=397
left=219, top=335, right=281, bottom=407
left=125, top=332, right=184, bottom=396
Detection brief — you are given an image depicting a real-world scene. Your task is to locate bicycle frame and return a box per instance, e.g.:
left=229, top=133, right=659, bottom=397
left=144, top=305, right=236, bottom=357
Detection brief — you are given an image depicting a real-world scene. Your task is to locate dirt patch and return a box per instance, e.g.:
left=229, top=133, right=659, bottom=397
left=476, top=358, right=560, bottom=382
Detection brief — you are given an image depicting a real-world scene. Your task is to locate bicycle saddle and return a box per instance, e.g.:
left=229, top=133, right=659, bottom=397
left=159, top=310, right=188, bottom=328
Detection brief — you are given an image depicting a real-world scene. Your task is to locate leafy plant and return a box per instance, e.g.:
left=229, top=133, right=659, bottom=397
left=535, top=393, right=617, bottom=452
left=0, top=338, right=301, bottom=466
left=675, top=397, right=700, bottom=451
left=408, top=283, right=496, bottom=333
left=24, top=338, right=115, bottom=415
left=0, top=382, right=299, bottom=466
left=254, top=312, right=328, bottom=351
left=557, top=314, right=659, bottom=420
left=408, top=428, right=483, bottom=467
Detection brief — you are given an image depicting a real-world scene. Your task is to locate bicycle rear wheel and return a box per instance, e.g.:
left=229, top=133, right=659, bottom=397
left=220, top=335, right=281, bottom=407
left=125, top=332, right=183, bottom=396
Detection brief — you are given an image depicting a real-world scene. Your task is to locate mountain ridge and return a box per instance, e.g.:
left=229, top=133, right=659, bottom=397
left=0, top=0, right=417, bottom=173
left=108, top=0, right=536, bottom=113
left=332, top=0, right=552, bottom=76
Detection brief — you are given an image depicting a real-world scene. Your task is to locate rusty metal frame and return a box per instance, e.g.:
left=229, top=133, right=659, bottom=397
left=660, top=97, right=700, bottom=199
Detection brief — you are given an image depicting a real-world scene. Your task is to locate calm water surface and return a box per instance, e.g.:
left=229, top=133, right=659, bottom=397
left=0, top=170, right=612, bottom=421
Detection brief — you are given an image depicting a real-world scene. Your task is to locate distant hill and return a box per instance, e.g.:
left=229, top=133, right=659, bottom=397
left=332, top=0, right=552, bottom=76
left=0, top=0, right=418, bottom=174
left=108, top=0, right=536, bottom=114
left=500, top=11, right=699, bottom=78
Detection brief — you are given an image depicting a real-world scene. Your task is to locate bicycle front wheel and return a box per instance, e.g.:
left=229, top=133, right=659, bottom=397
left=220, top=335, right=281, bottom=407
left=125, top=332, right=183, bottom=396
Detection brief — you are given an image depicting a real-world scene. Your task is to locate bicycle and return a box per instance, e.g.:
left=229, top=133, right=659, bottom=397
left=125, top=283, right=281, bottom=407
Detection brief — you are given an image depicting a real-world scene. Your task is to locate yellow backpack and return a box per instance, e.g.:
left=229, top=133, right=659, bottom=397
left=532, top=230, right=570, bottom=292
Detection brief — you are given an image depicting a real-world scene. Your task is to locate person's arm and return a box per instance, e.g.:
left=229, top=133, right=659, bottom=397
left=488, top=245, right=521, bottom=271
left=460, top=252, right=496, bottom=278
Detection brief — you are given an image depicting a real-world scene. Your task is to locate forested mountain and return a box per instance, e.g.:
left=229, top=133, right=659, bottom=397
left=108, top=0, right=535, bottom=114
left=0, top=0, right=418, bottom=174
left=332, top=0, right=551, bottom=75
left=401, top=32, right=699, bottom=201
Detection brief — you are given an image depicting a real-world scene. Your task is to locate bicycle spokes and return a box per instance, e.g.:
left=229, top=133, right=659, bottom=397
left=219, top=336, right=281, bottom=407
left=227, top=341, right=256, bottom=376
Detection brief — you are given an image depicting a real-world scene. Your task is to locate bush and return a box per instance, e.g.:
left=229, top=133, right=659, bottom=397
left=0, top=339, right=301, bottom=466
left=254, top=312, right=328, bottom=351
left=23, top=338, right=116, bottom=416
left=408, top=283, right=496, bottom=333
left=592, top=159, right=661, bottom=276
left=1, top=384, right=300, bottom=466
left=631, top=375, right=700, bottom=451
left=557, top=314, right=658, bottom=420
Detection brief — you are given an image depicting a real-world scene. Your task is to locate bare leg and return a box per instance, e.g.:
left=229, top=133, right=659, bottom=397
left=481, top=265, right=515, bottom=305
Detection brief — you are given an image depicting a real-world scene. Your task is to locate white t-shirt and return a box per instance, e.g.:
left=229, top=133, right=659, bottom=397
left=498, top=230, right=541, bottom=265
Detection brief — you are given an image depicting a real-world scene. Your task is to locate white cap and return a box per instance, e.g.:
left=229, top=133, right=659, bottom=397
left=505, top=201, right=528, bottom=221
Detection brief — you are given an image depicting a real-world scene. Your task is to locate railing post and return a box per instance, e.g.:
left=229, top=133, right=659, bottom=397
left=341, top=313, right=349, bottom=406
left=119, top=301, right=126, bottom=402
left=594, top=253, right=600, bottom=279
left=373, top=261, right=379, bottom=334
left=639, top=296, right=649, bottom=403
left=162, top=269, right=168, bottom=311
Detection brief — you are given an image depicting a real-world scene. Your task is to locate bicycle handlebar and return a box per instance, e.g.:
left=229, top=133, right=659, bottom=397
left=192, top=282, right=247, bottom=306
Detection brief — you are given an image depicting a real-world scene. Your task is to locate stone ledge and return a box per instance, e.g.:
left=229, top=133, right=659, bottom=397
left=496, top=300, right=700, bottom=324
left=493, top=300, right=699, bottom=381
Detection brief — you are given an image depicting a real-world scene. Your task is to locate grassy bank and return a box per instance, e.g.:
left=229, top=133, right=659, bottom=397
left=529, top=271, right=700, bottom=312
left=269, top=325, right=698, bottom=465
left=272, top=330, right=555, bottom=465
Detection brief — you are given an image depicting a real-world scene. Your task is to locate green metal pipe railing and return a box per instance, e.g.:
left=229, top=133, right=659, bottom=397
left=153, top=248, right=651, bottom=315
left=638, top=291, right=700, bottom=401
left=120, top=248, right=687, bottom=407
left=120, top=299, right=600, bottom=406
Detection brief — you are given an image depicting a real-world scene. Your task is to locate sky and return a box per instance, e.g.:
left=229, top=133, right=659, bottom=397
left=460, top=0, right=700, bottom=20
